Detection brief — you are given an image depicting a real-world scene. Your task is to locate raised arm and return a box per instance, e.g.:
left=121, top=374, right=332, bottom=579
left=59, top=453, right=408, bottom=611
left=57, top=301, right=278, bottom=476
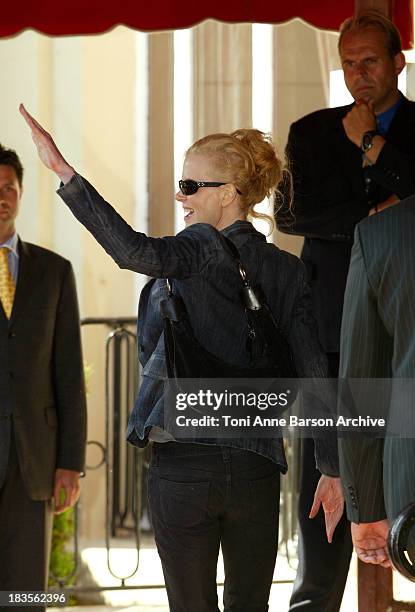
left=20, top=104, right=219, bottom=279
left=20, top=104, right=76, bottom=184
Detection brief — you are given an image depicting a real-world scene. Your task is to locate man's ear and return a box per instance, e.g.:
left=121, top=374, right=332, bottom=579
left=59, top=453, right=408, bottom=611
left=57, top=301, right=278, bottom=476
left=394, top=52, right=406, bottom=76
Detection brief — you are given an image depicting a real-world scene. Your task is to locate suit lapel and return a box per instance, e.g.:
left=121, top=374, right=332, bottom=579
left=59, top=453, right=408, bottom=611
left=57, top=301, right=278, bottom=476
left=10, top=240, right=43, bottom=324
left=0, top=304, right=7, bottom=325
left=332, top=105, right=367, bottom=200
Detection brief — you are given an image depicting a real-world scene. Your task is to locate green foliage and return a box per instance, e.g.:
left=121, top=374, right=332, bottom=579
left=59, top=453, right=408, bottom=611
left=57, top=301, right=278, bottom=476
left=48, top=507, right=76, bottom=605
left=48, top=361, right=93, bottom=604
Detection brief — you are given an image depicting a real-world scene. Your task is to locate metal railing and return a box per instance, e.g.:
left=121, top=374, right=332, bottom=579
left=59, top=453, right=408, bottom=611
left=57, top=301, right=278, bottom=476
left=50, top=317, right=148, bottom=592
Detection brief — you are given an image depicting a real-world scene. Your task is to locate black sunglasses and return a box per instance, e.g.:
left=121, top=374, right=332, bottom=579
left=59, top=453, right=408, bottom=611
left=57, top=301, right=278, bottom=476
left=179, top=179, right=242, bottom=196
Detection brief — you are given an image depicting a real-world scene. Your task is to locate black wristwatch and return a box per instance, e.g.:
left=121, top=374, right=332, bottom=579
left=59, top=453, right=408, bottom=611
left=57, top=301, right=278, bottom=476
left=361, top=130, right=379, bottom=153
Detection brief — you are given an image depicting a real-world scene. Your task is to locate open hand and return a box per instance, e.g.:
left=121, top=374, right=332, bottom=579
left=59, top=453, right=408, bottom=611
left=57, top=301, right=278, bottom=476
left=351, top=520, right=391, bottom=567
left=310, top=475, right=345, bottom=543
left=19, top=103, right=75, bottom=184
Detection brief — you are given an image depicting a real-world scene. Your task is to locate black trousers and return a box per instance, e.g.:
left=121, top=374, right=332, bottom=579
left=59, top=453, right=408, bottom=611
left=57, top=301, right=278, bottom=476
left=148, top=442, right=281, bottom=612
left=0, top=432, right=53, bottom=612
left=289, top=353, right=353, bottom=612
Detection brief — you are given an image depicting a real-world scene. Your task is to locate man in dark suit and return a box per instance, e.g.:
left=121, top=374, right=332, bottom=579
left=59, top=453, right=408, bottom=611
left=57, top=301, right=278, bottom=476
left=338, top=195, right=415, bottom=566
left=0, top=143, right=86, bottom=607
left=276, top=11, right=415, bottom=611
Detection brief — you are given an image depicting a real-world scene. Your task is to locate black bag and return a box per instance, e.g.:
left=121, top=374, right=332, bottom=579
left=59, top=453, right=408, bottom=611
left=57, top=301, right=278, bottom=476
left=160, top=234, right=297, bottom=381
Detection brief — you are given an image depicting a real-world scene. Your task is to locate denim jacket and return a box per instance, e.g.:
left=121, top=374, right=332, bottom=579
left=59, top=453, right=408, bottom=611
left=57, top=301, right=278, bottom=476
left=58, top=174, right=339, bottom=476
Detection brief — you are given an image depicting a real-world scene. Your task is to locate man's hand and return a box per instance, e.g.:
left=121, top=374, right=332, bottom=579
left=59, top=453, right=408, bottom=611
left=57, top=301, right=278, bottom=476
left=19, top=103, right=75, bottom=184
left=342, top=100, right=386, bottom=164
left=351, top=520, right=391, bottom=567
left=369, top=195, right=400, bottom=216
left=309, top=475, right=345, bottom=543
left=53, top=468, right=82, bottom=514
left=342, top=100, right=377, bottom=147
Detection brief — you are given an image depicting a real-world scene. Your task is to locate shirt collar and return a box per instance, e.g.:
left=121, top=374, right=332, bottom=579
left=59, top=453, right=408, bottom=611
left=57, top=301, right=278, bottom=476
left=376, top=92, right=403, bottom=136
left=0, top=232, right=19, bottom=258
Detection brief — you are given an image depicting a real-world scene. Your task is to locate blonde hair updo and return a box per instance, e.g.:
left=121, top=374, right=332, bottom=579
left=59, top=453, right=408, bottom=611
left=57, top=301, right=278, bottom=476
left=187, top=129, right=287, bottom=230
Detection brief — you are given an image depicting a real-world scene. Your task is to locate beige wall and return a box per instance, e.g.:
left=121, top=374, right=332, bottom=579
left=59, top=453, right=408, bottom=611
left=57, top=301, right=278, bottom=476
left=80, top=28, right=138, bottom=539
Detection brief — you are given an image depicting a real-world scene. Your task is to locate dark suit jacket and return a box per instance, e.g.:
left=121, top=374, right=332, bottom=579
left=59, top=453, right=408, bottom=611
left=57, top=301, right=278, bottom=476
left=0, top=240, right=87, bottom=500
left=338, top=197, right=415, bottom=522
left=276, top=96, right=415, bottom=352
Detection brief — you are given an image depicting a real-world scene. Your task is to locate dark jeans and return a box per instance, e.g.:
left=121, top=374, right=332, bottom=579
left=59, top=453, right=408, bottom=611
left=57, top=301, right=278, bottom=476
left=148, top=442, right=281, bottom=612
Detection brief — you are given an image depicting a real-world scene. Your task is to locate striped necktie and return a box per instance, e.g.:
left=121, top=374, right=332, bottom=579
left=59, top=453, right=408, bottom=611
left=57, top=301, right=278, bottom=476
left=0, top=247, right=15, bottom=318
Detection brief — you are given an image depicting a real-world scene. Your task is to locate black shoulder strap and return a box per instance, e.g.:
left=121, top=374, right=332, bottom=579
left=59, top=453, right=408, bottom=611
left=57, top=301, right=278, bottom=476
left=219, top=234, right=264, bottom=311
left=219, top=234, right=242, bottom=262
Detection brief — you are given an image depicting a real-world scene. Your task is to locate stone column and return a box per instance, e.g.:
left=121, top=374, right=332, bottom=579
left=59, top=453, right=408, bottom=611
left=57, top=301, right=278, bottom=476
left=193, top=20, right=252, bottom=139
left=148, top=31, right=175, bottom=237
left=272, top=20, right=339, bottom=256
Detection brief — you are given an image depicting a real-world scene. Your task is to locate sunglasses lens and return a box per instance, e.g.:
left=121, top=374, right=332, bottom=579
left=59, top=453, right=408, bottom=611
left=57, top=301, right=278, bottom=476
left=179, top=180, right=198, bottom=195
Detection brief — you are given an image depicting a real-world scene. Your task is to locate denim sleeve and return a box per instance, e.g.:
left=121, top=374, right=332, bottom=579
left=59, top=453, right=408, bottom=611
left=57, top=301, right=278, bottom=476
left=57, top=174, right=218, bottom=278
left=289, top=265, right=340, bottom=477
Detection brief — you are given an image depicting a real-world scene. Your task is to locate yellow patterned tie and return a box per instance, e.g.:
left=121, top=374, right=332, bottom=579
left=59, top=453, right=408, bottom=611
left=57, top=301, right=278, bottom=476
left=0, top=247, right=15, bottom=319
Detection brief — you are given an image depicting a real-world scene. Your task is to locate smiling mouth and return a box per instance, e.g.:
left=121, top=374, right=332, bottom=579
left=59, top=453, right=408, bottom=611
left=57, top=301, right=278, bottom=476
left=184, top=208, right=195, bottom=220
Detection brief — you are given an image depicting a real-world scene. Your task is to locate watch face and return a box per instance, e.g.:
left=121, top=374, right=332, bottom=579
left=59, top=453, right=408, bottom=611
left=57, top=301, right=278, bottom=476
left=362, top=131, right=376, bottom=152
left=362, top=133, right=372, bottom=151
